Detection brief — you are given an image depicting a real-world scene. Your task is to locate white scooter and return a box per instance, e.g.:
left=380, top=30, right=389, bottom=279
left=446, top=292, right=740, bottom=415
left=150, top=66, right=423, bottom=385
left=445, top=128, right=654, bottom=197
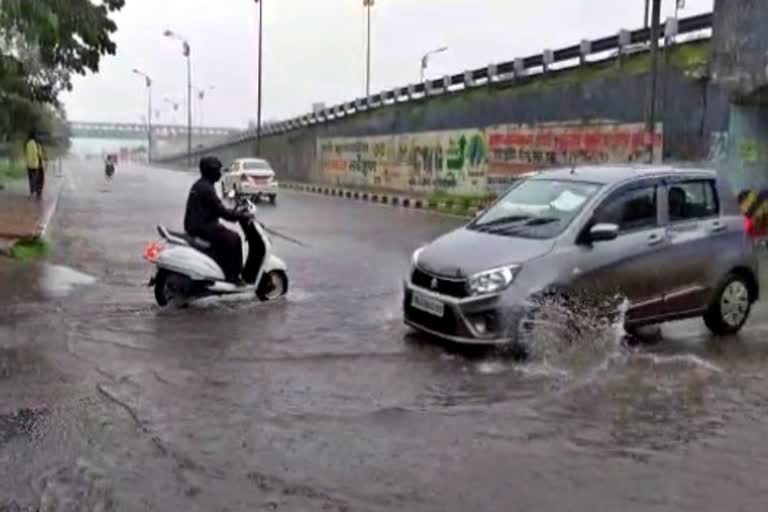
left=143, top=196, right=288, bottom=307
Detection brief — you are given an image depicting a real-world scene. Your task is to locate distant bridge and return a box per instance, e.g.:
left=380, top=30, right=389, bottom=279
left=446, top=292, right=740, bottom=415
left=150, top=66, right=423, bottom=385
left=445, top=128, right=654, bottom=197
left=69, top=121, right=241, bottom=140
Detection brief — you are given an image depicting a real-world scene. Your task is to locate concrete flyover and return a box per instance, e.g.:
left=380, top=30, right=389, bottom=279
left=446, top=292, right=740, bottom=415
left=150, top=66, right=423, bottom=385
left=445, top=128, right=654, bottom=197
left=68, top=121, right=241, bottom=140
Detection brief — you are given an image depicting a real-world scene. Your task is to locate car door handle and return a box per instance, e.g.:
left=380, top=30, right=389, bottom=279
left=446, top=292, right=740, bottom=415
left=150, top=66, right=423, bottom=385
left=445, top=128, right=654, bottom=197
left=711, top=221, right=727, bottom=233
left=647, top=233, right=664, bottom=246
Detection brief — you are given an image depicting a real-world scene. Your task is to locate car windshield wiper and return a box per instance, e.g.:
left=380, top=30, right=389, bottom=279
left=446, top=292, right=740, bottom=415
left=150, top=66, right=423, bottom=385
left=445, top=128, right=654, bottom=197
left=483, top=216, right=562, bottom=236
left=472, top=214, right=531, bottom=228
left=521, top=216, right=561, bottom=226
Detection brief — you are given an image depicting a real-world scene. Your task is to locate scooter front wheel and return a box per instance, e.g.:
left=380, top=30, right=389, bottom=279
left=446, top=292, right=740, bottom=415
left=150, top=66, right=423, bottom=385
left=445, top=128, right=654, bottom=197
left=257, top=270, right=288, bottom=301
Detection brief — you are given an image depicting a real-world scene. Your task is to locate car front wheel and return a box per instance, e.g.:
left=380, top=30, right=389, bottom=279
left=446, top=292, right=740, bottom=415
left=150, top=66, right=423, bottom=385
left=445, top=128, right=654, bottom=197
left=704, top=273, right=752, bottom=335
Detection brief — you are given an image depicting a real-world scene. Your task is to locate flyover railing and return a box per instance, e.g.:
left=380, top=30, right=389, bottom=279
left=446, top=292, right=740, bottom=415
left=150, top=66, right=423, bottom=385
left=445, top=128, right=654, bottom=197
left=161, top=12, right=713, bottom=158
left=68, top=122, right=241, bottom=138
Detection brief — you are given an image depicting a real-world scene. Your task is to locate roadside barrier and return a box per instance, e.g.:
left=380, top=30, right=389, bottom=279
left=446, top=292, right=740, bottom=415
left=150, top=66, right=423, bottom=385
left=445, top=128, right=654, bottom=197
left=738, top=190, right=768, bottom=236
left=280, top=182, right=491, bottom=219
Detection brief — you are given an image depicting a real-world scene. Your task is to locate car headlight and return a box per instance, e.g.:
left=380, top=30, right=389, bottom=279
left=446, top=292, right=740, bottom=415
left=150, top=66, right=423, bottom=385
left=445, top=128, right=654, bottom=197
left=467, top=266, right=520, bottom=295
left=411, top=247, right=424, bottom=267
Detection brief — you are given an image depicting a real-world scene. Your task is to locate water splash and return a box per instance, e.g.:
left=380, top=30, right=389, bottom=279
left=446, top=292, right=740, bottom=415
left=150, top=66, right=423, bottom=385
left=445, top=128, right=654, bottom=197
left=514, top=293, right=631, bottom=378
left=40, top=265, right=96, bottom=299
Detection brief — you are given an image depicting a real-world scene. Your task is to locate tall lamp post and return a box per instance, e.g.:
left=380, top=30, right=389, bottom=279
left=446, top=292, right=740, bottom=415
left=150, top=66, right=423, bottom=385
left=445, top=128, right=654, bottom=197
left=163, top=29, right=192, bottom=167
left=132, top=68, right=153, bottom=163
left=420, top=46, right=448, bottom=83
left=364, top=0, right=374, bottom=96
left=254, top=0, right=264, bottom=156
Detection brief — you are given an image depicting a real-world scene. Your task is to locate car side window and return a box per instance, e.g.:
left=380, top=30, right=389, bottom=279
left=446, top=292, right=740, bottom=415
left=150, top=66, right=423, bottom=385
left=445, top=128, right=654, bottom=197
left=593, top=185, right=659, bottom=233
left=668, top=180, right=719, bottom=222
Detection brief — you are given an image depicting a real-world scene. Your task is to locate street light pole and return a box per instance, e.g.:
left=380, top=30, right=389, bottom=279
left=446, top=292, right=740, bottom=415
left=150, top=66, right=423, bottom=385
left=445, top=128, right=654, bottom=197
left=255, top=0, right=264, bottom=156
left=187, top=46, right=192, bottom=166
left=364, top=0, right=373, bottom=97
left=132, top=69, right=153, bottom=163
left=645, top=0, right=662, bottom=163
left=164, top=29, right=193, bottom=168
left=420, top=46, right=448, bottom=83
left=644, top=0, right=650, bottom=28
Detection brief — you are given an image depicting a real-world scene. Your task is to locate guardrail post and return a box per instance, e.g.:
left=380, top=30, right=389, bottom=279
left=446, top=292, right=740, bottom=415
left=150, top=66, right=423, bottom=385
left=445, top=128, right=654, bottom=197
left=542, top=49, right=554, bottom=73
left=442, top=75, right=452, bottom=92
left=487, top=63, right=498, bottom=84
left=514, top=58, right=526, bottom=79
left=464, top=70, right=476, bottom=88
left=618, top=29, right=631, bottom=66
left=579, top=39, right=591, bottom=65
left=664, top=16, right=679, bottom=44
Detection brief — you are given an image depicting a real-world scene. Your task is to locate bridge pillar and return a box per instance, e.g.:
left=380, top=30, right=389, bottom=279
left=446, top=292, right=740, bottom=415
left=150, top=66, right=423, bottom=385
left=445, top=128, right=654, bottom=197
left=710, top=0, right=768, bottom=215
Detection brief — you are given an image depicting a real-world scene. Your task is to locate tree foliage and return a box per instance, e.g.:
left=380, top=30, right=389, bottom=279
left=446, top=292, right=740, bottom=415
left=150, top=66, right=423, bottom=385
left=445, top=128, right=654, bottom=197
left=0, top=0, right=124, bottom=150
left=1, top=0, right=125, bottom=102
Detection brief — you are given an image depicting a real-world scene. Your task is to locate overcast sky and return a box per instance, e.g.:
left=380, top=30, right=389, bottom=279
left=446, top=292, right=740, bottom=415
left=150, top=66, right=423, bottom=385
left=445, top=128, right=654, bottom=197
left=61, top=0, right=713, bottom=129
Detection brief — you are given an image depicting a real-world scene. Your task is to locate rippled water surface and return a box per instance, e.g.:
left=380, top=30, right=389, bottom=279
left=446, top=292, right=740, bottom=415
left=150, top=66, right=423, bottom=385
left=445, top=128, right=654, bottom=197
left=2, top=163, right=768, bottom=511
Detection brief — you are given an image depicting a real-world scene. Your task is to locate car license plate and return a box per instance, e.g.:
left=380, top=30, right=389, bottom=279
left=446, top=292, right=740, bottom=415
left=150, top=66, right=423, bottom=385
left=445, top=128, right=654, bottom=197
left=412, top=291, right=444, bottom=317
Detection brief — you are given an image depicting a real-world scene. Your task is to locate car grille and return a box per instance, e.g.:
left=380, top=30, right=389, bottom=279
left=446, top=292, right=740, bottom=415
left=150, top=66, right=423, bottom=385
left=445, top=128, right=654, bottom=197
left=411, top=267, right=468, bottom=298
left=404, top=292, right=462, bottom=336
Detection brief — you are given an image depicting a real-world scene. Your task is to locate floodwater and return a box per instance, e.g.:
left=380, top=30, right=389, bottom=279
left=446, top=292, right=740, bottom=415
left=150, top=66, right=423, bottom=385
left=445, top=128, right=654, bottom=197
left=2, top=161, right=768, bottom=511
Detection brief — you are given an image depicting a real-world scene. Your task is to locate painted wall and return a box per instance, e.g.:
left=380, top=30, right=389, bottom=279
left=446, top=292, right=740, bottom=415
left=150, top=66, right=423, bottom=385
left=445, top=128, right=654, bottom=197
left=316, top=122, right=663, bottom=196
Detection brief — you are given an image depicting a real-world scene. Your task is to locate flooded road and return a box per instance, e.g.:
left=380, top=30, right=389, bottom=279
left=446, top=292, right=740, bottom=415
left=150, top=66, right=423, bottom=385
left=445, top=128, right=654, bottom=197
left=2, top=161, right=768, bottom=511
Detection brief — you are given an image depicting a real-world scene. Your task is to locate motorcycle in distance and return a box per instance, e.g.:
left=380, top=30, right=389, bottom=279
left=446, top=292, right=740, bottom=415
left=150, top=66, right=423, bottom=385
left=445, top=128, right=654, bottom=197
left=143, top=194, right=288, bottom=307
left=105, top=155, right=115, bottom=180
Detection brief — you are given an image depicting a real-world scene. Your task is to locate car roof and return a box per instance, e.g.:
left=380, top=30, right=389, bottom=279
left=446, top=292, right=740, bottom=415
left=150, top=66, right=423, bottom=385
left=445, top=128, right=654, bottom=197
left=528, top=164, right=717, bottom=185
left=234, top=157, right=269, bottom=164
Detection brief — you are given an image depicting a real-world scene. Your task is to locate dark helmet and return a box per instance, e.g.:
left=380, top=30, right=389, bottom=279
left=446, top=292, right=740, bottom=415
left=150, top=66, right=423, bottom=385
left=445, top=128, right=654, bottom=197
left=199, top=155, right=223, bottom=183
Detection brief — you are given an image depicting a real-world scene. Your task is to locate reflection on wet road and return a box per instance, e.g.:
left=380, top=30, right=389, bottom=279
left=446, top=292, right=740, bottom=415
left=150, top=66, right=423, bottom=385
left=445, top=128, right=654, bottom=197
left=2, top=161, right=768, bottom=511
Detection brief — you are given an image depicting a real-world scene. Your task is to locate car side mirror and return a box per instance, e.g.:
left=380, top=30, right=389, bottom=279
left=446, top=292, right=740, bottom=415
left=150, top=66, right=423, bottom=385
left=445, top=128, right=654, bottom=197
left=589, top=223, right=619, bottom=243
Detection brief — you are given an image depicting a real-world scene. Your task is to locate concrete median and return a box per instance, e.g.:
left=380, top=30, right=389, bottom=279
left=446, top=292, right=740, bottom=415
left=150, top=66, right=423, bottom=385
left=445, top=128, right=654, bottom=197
left=279, top=181, right=491, bottom=219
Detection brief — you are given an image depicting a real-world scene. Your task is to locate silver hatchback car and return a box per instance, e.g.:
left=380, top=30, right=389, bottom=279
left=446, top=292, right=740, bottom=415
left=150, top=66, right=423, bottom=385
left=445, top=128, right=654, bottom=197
left=404, top=165, right=760, bottom=345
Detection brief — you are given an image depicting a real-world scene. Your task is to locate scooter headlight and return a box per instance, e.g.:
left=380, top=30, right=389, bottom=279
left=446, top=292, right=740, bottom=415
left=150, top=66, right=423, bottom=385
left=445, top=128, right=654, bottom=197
left=466, top=266, right=520, bottom=296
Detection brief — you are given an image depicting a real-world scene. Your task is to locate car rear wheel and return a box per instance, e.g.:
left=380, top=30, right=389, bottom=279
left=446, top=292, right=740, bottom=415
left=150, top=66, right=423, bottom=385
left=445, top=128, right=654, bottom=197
left=704, top=273, right=752, bottom=335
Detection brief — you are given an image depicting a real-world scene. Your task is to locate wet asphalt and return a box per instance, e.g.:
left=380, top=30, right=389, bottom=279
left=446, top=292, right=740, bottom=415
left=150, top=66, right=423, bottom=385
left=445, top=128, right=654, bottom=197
left=2, top=161, right=768, bottom=511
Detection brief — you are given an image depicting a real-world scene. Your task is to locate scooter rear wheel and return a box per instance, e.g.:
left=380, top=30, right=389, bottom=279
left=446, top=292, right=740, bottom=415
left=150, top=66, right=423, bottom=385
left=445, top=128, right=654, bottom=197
left=257, top=270, right=288, bottom=301
left=154, top=270, right=173, bottom=307
left=154, top=270, right=191, bottom=307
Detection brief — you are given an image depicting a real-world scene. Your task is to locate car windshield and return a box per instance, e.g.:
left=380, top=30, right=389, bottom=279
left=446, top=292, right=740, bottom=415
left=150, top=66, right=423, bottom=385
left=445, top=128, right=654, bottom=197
left=470, top=179, right=601, bottom=238
left=242, top=161, right=272, bottom=171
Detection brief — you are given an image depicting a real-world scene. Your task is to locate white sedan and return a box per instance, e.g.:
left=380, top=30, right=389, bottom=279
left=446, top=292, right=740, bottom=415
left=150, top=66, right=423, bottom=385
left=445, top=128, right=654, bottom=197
left=222, top=158, right=279, bottom=205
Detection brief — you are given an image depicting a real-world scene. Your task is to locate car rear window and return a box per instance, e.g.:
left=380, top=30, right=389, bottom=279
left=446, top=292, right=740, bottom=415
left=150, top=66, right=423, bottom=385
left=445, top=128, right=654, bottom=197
left=242, top=161, right=272, bottom=171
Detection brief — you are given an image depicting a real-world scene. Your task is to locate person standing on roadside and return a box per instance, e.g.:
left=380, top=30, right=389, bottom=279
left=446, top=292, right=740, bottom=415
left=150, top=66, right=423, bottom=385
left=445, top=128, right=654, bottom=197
left=25, top=130, right=44, bottom=200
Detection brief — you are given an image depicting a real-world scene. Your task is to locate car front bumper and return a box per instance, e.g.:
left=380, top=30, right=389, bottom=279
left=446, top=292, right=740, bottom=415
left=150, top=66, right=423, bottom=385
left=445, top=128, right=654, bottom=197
left=402, top=281, right=527, bottom=345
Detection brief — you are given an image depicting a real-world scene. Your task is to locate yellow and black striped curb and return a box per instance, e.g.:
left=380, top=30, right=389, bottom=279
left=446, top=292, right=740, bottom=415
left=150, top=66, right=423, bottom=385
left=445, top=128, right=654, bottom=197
left=279, top=182, right=491, bottom=218
left=738, top=190, right=768, bottom=231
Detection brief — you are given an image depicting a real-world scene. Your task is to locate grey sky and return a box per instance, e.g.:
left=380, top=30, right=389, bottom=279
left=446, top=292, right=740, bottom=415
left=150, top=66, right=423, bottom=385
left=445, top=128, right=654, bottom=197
left=62, top=0, right=713, bottom=129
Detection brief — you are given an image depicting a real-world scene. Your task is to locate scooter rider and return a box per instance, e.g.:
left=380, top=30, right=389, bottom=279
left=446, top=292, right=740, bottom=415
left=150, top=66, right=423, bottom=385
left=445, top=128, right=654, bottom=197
left=184, top=156, right=250, bottom=284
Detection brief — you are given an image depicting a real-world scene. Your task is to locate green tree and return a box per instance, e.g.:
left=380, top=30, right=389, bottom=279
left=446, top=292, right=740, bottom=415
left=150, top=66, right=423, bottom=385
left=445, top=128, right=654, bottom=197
left=0, top=0, right=125, bottom=103
left=0, top=0, right=124, bottom=152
